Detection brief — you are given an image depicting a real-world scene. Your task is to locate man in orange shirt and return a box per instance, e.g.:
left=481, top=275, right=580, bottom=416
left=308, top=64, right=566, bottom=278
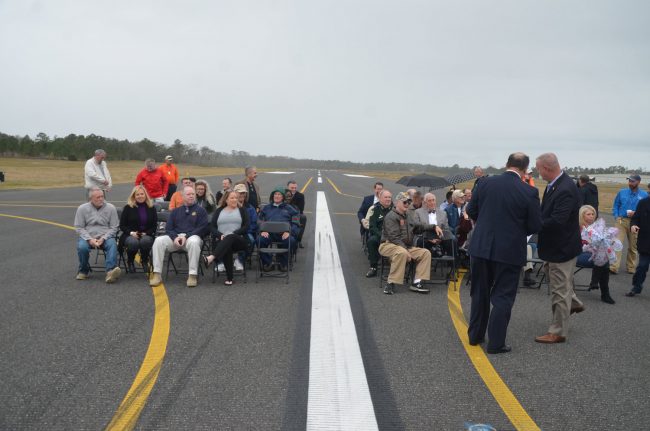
left=160, top=155, right=179, bottom=201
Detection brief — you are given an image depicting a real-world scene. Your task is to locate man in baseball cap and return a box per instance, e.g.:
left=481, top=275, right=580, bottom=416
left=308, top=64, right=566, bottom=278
left=611, top=173, right=648, bottom=273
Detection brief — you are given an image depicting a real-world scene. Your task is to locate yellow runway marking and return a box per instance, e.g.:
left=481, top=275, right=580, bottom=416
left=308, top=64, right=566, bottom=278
left=300, top=177, right=314, bottom=193
left=0, top=203, right=79, bottom=208
left=447, top=270, right=540, bottom=431
left=0, top=213, right=76, bottom=230
left=105, top=282, right=170, bottom=431
left=0, top=213, right=169, bottom=431
left=333, top=212, right=356, bottom=216
left=325, top=178, right=362, bottom=199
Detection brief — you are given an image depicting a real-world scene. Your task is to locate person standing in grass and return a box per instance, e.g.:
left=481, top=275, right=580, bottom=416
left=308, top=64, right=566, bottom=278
left=84, top=149, right=112, bottom=198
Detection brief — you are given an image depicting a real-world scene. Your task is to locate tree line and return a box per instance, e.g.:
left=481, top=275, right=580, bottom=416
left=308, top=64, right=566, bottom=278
left=0, top=131, right=647, bottom=175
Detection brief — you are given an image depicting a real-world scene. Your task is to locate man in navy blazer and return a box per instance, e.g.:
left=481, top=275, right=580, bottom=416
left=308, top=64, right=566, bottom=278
left=466, top=153, right=542, bottom=354
left=357, top=182, right=383, bottom=234
left=535, top=153, right=585, bottom=344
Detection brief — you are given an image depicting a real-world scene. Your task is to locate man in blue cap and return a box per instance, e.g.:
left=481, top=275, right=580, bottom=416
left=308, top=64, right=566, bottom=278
left=611, top=174, right=649, bottom=274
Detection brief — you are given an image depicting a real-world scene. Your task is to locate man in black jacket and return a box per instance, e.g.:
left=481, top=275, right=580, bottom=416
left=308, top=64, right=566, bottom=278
left=466, top=153, right=541, bottom=354
left=535, top=153, right=585, bottom=344
left=357, top=182, right=384, bottom=235
left=578, top=174, right=599, bottom=215
left=288, top=180, right=307, bottom=247
left=627, top=183, right=650, bottom=297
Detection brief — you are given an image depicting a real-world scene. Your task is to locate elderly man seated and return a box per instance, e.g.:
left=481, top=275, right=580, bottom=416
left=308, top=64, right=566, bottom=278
left=74, top=187, right=122, bottom=283
left=379, top=192, right=432, bottom=295
left=149, top=185, right=209, bottom=288
left=412, top=192, right=454, bottom=255
left=365, top=190, right=393, bottom=278
left=258, top=187, right=300, bottom=272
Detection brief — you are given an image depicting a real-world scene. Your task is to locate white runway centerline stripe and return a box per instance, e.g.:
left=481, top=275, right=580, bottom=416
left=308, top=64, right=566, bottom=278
left=307, top=191, right=378, bottom=431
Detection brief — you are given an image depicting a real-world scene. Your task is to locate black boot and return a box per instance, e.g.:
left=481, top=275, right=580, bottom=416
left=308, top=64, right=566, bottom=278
left=598, top=265, right=615, bottom=304
left=588, top=267, right=600, bottom=291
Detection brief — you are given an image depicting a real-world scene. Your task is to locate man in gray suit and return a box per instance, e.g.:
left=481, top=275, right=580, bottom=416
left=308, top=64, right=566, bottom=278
left=412, top=193, right=453, bottom=255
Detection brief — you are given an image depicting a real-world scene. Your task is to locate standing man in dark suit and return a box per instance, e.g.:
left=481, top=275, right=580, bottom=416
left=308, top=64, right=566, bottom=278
left=466, top=153, right=542, bottom=354
left=287, top=180, right=307, bottom=248
left=357, top=182, right=383, bottom=235
left=535, top=153, right=585, bottom=344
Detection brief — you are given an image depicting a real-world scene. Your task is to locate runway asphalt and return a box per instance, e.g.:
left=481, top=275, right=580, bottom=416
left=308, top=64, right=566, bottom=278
left=1, top=170, right=649, bottom=430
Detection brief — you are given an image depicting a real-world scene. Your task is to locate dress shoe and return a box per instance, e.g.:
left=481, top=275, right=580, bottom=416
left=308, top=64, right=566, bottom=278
left=262, top=264, right=274, bottom=272
left=625, top=291, right=638, bottom=297
left=127, top=261, right=137, bottom=273
left=469, top=338, right=485, bottom=346
left=299, top=242, right=305, bottom=249
left=588, top=283, right=600, bottom=291
left=523, top=278, right=538, bottom=287
left=535, top=333, right=566, bottom=344
left=487, top=345, right=511, bottom=354
left=570, top=304, right=585, bottom=314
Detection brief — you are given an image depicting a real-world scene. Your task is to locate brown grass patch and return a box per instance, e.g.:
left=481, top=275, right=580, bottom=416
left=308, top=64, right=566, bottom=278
left=0, top=158, right=243, bottom=190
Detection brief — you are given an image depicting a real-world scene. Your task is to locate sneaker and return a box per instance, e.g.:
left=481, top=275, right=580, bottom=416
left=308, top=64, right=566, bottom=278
left=217, top=263, right=226, bottom=273
left=149, top=273, right=162, bottom=287
left=625, top=291, right=637, bottom=297
left=409, top=281, right=430, bottom=294
left=187, top=274, right=198, bottom=288
left=366, top=267, right=377, bottom=278
left=76, top=272, right=89, bottom=280
left=234, top=258, right=244, bottom=271
left=105, top=267, right=122, bottom=283
left=383, top=282, right=395, bottom=295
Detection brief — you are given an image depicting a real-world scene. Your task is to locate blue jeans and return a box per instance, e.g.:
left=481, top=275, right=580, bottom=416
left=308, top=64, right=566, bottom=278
left=632, top=253, right=650, bottom=294
left=77, top=237, right=118, bottom=274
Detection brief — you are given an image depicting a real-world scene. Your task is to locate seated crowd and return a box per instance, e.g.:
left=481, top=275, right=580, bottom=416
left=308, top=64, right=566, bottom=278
left=74, top=162, right=307, bottom=287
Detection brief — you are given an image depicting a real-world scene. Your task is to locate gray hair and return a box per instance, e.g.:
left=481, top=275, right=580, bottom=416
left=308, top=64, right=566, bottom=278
left=424, top=192, right=436, bottom=201
left=94, top=149, right=106, bottom=157
left=245, top=166, right=256, bottom=176
left=536, top=153, right=559, bottom=170
left=88, top=187, right=103, bottom=198
left=379, top=189, right=392, bottom=199
left=145, top=158, right=155, bottom=165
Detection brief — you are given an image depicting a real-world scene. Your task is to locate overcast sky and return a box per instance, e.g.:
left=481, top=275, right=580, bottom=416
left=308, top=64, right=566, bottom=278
left=1, top=0, right=648, bottom=169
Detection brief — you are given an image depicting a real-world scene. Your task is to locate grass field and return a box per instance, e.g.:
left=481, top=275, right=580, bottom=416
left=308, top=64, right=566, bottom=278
left=0, top=158, right=243, bottom=189
left=0, top=158, right=620, bottom=211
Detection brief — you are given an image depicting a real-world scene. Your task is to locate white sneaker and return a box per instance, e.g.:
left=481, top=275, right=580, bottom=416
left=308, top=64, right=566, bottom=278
left=234, top=258, right=244, bottom=271
left=217, top=263, right=226, bottom=273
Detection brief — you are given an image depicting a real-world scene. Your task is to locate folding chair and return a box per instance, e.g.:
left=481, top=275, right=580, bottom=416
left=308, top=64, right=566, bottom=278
left=256, top=221, right=292, bottom=284
left=429, top=233, right=458, bottom=286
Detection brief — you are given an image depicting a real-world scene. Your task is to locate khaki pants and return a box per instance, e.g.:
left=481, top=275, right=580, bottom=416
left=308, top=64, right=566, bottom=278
left=152, top=235, right=203, bottom=276
left=546, top=258, right=583, bottom=338
left=610, top=217, right=638, bottom=273
left=378, top=242, right=431, bottom=285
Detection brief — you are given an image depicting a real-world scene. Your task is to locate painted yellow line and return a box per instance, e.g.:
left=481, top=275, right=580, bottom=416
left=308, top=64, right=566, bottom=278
left=105, top=281, right=170, bottom=431
left=333, top=212, right=356, bottom=216
left=0, top=203, right=79, bottom=208
left=0, top=213, right=76, bottom=230
left=447, top=270, right=540, bottom=431
left=0, top=212, right=169, bottom=431
left=300, top=177, right=314, bottom=194
left=325, top=177, right=362, bottom=199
